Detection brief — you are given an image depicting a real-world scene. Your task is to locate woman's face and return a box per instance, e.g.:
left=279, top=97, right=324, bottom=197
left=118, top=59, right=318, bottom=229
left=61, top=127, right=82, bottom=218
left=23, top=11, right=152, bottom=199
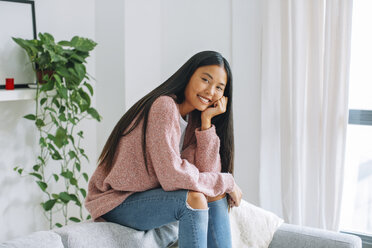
left=183, top=65, right=227, bottom=112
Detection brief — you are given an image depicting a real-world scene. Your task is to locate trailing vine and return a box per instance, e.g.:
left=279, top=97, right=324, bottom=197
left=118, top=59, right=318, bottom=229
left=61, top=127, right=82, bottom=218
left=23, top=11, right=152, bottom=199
left=13, top=33, right=100, bottom=229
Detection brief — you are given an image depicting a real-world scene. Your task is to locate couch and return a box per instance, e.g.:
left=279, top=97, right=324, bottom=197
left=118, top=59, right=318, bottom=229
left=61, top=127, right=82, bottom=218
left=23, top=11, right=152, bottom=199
left=0, top=221, right=362, bottom=248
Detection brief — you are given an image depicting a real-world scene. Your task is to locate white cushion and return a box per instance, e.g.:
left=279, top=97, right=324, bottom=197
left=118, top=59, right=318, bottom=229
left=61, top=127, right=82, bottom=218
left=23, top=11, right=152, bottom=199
left=0, top=231, right=63, bottom=248
left=53, top=221, right=178, bottom=248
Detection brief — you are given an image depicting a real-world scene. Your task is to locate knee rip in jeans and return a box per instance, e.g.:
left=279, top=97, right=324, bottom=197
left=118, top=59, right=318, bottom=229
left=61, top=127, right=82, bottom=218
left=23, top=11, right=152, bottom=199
left=186, top=191, right=208, bottom=210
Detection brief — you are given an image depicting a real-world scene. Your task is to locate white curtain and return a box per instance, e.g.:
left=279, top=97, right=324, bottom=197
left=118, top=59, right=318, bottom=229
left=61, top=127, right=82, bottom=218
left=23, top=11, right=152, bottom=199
left=259, top=0, right=353, bottom=231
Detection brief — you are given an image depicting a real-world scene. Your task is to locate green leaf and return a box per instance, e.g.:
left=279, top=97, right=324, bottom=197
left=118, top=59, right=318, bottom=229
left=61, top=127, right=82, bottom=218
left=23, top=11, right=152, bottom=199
left=53, top=73, right=62, bottom=86
left=17, top=168, right=23, bottom=175
left=68, top=135, right=75, bottom=145
left=55, top=223, right=63, bottom=228
left=12, top=37, right=38, bottom=58
left=79, top=188, right=86, bottom=198
left=56, top=66, right=70, bottom=80
left=49, top=50, right=68, bottom=64
left=37, top=156, right=45, bottom=164
left=69, top=194, right=78, bottom=202
left=58, top=113, right=67, bottom=122
left=29, top=172, right=42, bottom=180
left=24, top=114, right=36, bottom=120
left=68, top=150, right=77, bottom=159
left=53, top=174, right=59, bottom=182
left=45, top=107, right=57, bottom=113
left=68, top=116, right=77, bottom=125
left=52, top=97, right=60, bottom=108
left=87, top=215, right=91, bottom=220
left=59, top=192, right=72, bottom=203
left=69, top=217, right=81, bottom=223
left=39, top=32, right=55, bottom=44
left=57, top=40, right=71, bottom=46
left=40, top=79, right=55, bottom=92
left=51, top=151, right=62, bottom=160
left=54, top=127, right=67, bottom=148
left=59, top=105, right=66, bottom=114
left=38, top=53, right=51, bottom=68
left=83, top=173, right=89, bottom=182
left=68, top=67, right=78, bottom=81
left=74, top=63, right=86, bottom=83
left=83, top=82, right=93, bottom=96
left=70, top=36, right=97, bottom=52
left=75, top=162, right=81, bottom=172
left=44, top=107, right=57, bottom=114
left=82, top=153, right=89, bottom=162
left=87, top=107, right=101, bottom=121
left=33, top=164, right=41, bottom=171
left=52, top=194, right=59, bottom=199
left=42, top=199, right=57, bottom=211
left=77, top=131, right=83, bottom=138
left=39, top=137, right=47, bottom=148
left=70, top=53, right=86, bottom=63
left=50, top=113, right=59, bottom=125
left=35, top=119, right=45, bottom=128
left=40, top=98, right=47, bottom=106
left=61, top=170, right=73, bottom=179
left=57, top=87, right=68, bottom=100
left=74, top=200, right=82, bottom=207
left=71, top=91, right=83, bottom=112
left=37, top=181, right=48, bottom=192
left=69, top=194, right=81, bottom=206
left=69, top=177, right=78, bottom=186
left=78, top=89, right=90, bottom=111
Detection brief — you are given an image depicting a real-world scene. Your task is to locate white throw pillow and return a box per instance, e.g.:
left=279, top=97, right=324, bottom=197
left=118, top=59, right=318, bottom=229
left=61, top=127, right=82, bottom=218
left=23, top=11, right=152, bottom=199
left=230, top=199, right=284, bottom=248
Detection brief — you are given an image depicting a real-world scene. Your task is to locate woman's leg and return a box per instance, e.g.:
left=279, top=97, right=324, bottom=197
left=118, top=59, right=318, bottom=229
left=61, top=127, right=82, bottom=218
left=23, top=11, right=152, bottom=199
left=206, top=194, right=232, bottom=248
left=102, top=188, right=209, bottom=248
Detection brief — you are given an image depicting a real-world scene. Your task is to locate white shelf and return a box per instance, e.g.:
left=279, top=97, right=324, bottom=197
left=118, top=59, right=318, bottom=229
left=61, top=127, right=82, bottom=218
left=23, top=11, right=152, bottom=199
left=0, top=88, right=36, bottom=102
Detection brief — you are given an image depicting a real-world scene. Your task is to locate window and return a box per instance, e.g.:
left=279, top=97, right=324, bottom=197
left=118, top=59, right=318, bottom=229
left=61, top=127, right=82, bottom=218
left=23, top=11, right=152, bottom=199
left=340, top=0, right=372, bottom=242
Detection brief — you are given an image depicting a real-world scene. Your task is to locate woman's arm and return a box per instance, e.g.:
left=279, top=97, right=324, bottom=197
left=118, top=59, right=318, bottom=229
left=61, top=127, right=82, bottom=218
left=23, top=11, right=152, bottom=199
left=183, top=96, right=228, bottom=173
left=147, top=96, right=235, bottom=197
left=192, top=126, right=222, bottom=172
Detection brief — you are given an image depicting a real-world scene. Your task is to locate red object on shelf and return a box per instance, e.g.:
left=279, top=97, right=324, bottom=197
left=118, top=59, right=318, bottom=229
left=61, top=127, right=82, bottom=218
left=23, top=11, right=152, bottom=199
left=5, top=78, right=14, bottom=90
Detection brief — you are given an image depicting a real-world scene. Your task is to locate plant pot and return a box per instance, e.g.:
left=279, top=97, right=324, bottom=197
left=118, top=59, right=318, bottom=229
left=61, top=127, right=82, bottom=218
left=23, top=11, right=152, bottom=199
left=36, top=70, right=55, bottom=84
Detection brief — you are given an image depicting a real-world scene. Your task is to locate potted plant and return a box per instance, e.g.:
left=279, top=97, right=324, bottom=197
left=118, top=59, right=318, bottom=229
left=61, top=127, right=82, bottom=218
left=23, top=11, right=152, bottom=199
left=12, top=32, right=101, bottom=229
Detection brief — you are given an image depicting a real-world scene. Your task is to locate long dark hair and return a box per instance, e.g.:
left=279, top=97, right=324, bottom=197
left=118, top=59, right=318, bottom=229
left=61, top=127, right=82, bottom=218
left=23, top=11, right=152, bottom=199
left=98, top=51, right=234, bottom=175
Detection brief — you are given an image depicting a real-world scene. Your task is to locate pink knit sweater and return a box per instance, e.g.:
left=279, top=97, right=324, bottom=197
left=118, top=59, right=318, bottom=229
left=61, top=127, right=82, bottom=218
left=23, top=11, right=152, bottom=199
left=85, top=96, right=235, bottom=219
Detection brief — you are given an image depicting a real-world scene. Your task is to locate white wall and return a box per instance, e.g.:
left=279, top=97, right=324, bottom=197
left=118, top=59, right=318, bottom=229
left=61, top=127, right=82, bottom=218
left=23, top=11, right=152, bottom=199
left=123, top=0, right=232, bottom=108
left=0, top=0, right=97, bottom=242
left=0, top=101, right=43, bottom=241
left=95, top=0, right=125, bottom=154
left=232, top=0, right=262, bottom=206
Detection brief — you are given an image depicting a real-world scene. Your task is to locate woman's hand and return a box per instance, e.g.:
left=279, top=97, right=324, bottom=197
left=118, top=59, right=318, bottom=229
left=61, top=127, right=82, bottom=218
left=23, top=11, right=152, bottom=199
left=228, top=183, right=242, bottom=208
left=201, top=96, right=228, bottom=130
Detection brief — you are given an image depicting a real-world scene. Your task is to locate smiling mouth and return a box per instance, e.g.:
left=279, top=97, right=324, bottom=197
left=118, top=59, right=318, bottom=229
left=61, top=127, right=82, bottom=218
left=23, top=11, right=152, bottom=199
left=197, top=95, right=211, bottom=105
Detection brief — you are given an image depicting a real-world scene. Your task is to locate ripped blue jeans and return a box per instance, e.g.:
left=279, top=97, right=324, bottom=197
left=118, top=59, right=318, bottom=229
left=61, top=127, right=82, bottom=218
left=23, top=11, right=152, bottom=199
left=102, top=188, right=232, bottom=248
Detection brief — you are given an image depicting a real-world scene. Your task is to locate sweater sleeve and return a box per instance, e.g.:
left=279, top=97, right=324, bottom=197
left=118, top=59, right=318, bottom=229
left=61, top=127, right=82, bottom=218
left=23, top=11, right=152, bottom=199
left=193, top=126, right=222, bottom=173
left=146, top=96, right=235, bottom=197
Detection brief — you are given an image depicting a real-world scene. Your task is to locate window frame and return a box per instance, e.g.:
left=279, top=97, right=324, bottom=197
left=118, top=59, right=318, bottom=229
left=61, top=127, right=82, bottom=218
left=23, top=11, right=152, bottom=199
left=342, top=109, right=372, bottom=247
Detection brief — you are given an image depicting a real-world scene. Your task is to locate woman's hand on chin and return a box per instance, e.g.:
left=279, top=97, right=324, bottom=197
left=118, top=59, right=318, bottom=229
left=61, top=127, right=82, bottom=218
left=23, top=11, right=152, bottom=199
left=201, top=96, right=228, bottom=130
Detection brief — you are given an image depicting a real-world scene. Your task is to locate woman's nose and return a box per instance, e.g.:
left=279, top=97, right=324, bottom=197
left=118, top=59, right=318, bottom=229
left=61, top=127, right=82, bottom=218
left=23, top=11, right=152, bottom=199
left=205, top=85, right=215, bottom=96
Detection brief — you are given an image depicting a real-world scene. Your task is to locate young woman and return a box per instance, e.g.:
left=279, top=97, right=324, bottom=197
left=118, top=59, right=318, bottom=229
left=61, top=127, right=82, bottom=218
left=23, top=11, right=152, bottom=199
left=85, top=51, right=243, bottom=248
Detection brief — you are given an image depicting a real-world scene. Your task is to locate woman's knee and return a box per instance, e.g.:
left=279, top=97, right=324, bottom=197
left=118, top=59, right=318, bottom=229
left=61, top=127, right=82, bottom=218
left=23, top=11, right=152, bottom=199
left=187, top=191, right=208, bottom=210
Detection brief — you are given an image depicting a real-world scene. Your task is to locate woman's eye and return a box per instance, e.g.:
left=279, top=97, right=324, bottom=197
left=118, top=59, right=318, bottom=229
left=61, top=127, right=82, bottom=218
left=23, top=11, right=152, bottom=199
left=201, top=78, right=209, bottom=82
left=217, top=86, right=223, bottom=91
